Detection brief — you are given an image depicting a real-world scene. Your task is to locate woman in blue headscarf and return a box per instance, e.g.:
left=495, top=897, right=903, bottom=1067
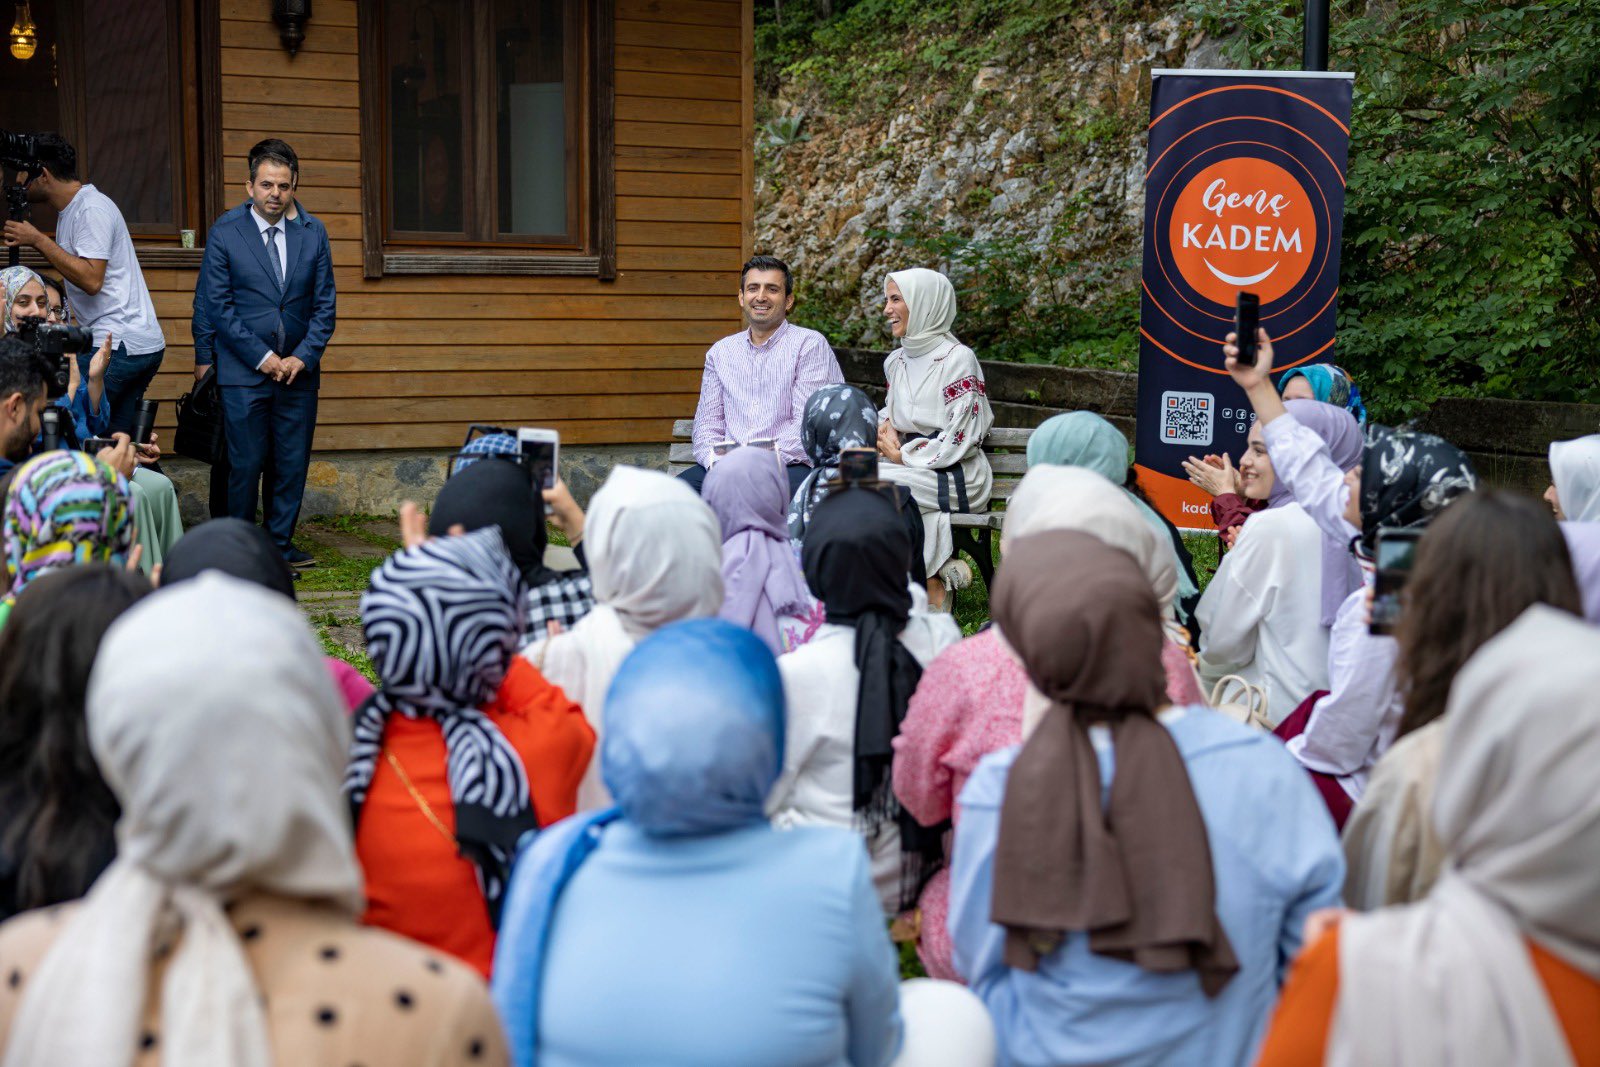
left=1278, top=364, right=1367, bottom=425
left=491, top=618, right=904, bottom=1067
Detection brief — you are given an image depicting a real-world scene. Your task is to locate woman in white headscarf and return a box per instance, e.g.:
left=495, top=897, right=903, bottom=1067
left=1255, top=604, right=1600, bottom=1067
left=876, top=268, right=995, bottom=608
left=521, top=465, right=723, bottom=810
left=1547, top=435, right=1600, bottom=623
left=0, top=574, right=506, bottom=1067
left=1546, top=434, right=1600, bottom=523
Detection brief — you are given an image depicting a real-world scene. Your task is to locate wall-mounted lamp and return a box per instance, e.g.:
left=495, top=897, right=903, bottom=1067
left=271, top=0, right=311, bottom=57
left=8, top=2, right=38, bottom=61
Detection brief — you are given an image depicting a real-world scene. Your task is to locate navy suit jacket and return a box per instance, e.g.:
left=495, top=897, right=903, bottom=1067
left=195, top=203, right=335, bottom=389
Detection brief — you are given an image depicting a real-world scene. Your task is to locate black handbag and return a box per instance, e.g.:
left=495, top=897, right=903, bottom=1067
left=174, top=365, right=224, bottom=464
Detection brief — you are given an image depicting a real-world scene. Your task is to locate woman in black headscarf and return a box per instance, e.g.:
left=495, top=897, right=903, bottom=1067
left=766, top=486, right=960, bottom=915
left=429, top=456, right=596, bottom=645
left=160, top=517, right=375, bottom=711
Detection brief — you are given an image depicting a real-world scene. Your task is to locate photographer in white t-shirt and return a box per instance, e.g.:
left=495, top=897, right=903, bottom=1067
left=3, top=132, right=165, bottom=437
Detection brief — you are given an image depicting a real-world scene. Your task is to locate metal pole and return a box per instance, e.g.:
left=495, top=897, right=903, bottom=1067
left=1303, top=0, right=1330, bottom=71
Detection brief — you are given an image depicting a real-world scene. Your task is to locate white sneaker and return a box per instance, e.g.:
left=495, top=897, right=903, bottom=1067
left=937, top=558, right=973, bottom=592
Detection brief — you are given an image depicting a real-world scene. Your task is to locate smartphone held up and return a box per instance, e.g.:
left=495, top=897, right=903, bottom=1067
left=1233, top=291, right=1260, bottom=367
left=516, top=427, right=560, bottom=494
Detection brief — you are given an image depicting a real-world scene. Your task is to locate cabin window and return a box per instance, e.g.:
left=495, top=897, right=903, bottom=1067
left=358, top=0, right=614, bottom=276
left=0, top=0, right=216, bottom=242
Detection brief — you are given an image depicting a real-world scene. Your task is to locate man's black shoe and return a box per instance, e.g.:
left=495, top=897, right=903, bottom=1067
left=284, top=547, right=316, bottom=569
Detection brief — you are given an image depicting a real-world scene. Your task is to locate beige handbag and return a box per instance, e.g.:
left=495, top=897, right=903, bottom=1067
left=1208, top=675, right=1273, bottom=731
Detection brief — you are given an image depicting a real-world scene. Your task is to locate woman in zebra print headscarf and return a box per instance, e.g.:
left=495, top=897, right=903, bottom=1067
left=346, top=526, right=595, bottom=978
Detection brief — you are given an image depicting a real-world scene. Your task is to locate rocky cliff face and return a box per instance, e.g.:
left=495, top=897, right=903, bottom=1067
left=756, top=8, right=1233, bottom=350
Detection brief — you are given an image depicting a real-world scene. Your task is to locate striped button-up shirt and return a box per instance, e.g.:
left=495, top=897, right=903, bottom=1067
left=690, top=319, right=844, bottom=467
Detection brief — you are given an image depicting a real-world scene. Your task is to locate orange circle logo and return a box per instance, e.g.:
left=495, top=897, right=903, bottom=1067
left=1167, top=157, right=1317, bottom=306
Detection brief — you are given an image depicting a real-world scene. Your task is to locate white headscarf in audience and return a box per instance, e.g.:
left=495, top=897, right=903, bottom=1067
left=1, top=574, right=361, bottom=1067
left=523, top=465, right=723, bottom=809
left=1003, top=465, right=1180, bottom=619
left=1328, top=605, right=1600, bottom=1067
left=1001, top=466, right=1189, bottom=737
left=1550, top=434, right=1600, bottom=522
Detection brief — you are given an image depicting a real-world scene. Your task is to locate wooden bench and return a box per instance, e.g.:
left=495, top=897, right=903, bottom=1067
left=668, top=420, right=1033, bottom=588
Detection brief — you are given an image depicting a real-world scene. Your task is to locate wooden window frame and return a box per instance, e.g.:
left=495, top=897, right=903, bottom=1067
left=356, top=0, right=615, bottom=280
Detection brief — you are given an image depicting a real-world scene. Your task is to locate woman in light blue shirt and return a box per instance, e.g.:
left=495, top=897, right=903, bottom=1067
left=491, top=618, right=903, bottom=1067
left=949, top=532, right=1344, bottom=1067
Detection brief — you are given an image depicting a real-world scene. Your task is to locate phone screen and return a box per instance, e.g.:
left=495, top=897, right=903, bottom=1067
left=520, top=438, right=558, bottom=492
left=1235, top=291, right=1260, bottom=367
left=1370, top=529, right=1421, bottom=635
left=838, top=447, right=877, bottom=485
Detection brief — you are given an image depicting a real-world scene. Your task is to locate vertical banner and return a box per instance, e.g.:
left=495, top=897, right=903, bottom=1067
left=1135, top=70, right=1354, bottom=528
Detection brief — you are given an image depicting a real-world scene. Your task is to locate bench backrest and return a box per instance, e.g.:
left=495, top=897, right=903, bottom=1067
left=668, top=420, right=1031, bottom=507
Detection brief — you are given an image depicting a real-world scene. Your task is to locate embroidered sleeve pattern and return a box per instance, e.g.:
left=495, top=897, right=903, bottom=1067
left=900, top=362, right=995, bottom=470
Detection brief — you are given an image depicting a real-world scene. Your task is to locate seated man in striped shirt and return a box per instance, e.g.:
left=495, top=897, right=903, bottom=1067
left=680, top=255, right=843, bottom=497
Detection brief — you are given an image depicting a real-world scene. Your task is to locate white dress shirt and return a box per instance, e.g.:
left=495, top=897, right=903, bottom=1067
left=250, top=206, right=288, bottom=369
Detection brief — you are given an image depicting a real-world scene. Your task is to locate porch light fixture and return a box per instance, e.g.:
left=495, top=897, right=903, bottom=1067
left=8, top=2, right=38, bottom=61
left=271, top=0, right=311, bottom=57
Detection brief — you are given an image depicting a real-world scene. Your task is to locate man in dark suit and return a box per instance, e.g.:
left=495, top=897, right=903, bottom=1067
left=193, top=138, right=314, bottom=524
left=195, top=140, right=335, bottom=567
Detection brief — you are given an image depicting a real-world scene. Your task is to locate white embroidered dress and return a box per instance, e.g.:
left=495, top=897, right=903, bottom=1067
left=878, top=341, right=995, bottom=575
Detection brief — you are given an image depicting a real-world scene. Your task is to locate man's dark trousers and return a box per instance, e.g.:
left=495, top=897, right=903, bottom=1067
left=223, top=377, right=316, bottom=549
left=678, top=462, right=812, bottom=497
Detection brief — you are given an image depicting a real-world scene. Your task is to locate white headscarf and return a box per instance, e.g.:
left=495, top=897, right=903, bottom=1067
left=2, top=574, right=362, bottom=1067
left=1328, top=605, right=1600, bottom=1067
left=1001, top=465, right=1186, bottom=738
left=523, top=465, right=723, bottom=809
left=1002, top=464, right=1179, bottom=616
left=1550, top=434, right=1600, bottom=522
left=888, top=268, right=960, bottom=359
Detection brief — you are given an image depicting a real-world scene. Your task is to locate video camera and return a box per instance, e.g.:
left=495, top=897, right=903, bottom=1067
left=0, top=131, right=42, bottom=266
left=15, top=318, right=93, bottom=399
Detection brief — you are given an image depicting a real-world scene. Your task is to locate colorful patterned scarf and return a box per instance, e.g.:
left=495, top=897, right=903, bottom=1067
left=3, top=450, right=135, bottom=604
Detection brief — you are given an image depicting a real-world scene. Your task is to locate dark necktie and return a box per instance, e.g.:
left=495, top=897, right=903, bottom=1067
left=265, top=225, right=283, bottom=288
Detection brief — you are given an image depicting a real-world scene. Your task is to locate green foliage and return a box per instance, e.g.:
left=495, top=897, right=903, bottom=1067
left=760, top=112, right=811, bottom=150
left=868, top=208, right=1140, bottom=370
left=757, top=0, right=1091, bottom=113
left=1182, top=0, right=1600, bottom=420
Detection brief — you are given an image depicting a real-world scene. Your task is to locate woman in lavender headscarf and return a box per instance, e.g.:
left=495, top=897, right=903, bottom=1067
left=704, top=445, right=820, bottom=654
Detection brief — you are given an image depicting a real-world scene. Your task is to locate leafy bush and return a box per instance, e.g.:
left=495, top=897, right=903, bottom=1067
left=1182, top=0, right=1600, bottom=420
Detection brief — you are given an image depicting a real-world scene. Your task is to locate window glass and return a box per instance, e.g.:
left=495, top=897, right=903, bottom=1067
left=494, top=0, right=567, bottom=238
left=81, top=0, right=177, bottom=229
left=385, top=0, right=468, bottom=236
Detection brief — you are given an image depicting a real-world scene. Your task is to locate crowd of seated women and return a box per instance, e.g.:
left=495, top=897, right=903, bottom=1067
left=0, top=275, right=1596, bottom=1067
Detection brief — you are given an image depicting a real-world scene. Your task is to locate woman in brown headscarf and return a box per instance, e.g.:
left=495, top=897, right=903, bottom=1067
left=947, top=531, right=1344, bottom=1067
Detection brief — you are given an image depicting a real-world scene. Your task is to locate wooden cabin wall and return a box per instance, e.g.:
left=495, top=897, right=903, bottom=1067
left=142, top=0, right=752, bottom=450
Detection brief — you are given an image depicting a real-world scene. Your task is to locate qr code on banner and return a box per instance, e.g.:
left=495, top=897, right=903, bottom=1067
left=1161, top=390, right=1215, bottom=447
